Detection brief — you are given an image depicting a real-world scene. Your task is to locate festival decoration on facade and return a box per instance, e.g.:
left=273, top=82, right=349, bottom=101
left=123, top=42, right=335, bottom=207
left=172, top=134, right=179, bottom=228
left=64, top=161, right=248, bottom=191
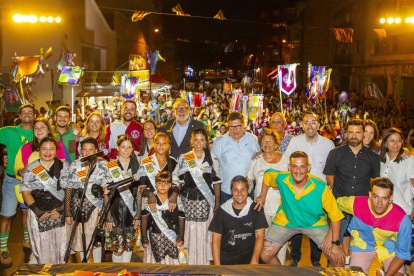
left=330, top=28, right=353, bottom=43
left=373, top=29, right=387, bottom=46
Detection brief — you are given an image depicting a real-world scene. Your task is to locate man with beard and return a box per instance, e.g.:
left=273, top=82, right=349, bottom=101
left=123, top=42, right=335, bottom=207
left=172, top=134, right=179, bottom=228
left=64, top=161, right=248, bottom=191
left=106, top=100, right=142, bottom=160
left=0, top=104, right=35, bottom=267
left=258, top=151, right=345, bottom=268
left=53, top=106, right=81, bottom=162
left=324, top=118, right=380, bottom=265
left=159, top=98, right=205, bottom=159
left=283, top=111, right=334, bottom=267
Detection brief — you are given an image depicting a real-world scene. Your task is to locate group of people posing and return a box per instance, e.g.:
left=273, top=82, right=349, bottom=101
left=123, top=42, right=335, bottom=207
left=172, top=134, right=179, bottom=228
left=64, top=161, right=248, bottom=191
left=0, top=97, right=412, bottom=276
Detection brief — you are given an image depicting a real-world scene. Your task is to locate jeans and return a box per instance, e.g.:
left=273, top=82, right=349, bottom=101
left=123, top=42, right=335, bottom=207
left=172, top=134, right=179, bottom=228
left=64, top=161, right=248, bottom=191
left=1, top=174, right=20, bottom=216
left=339, top=212, right=353, bottom=243
left=290, top=234, right=322, bottom=263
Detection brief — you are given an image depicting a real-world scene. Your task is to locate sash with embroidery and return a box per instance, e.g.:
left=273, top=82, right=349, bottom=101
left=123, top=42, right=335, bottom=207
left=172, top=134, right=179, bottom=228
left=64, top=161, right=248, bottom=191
left=75, top=160, right=102, bottom=207
left=144, top=199, right=177, bottom=244
left=141, top=156, right=158, bottom=191
left=184, top=152, right=215, bottom=208
left=107, top=160, right=136, bottom=217
left=31, top=161, right=65, bottom=201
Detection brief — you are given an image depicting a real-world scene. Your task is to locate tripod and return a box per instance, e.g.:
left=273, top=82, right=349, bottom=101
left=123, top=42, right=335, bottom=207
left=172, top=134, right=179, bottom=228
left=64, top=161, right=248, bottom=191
left=84, top=176, right=136, bottom=263
left=64, top=158, right=97, bottom=263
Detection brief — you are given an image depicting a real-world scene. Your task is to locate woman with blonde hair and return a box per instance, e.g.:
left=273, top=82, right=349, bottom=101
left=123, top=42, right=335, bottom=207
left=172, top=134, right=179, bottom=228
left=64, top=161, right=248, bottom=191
left=76, top=112, right=108, bottom=158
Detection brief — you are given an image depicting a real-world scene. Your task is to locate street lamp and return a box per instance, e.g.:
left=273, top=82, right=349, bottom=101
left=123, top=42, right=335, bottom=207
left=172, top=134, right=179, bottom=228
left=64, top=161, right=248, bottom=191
left=387, top=17, right=394, bottom=24
left=395, top=17, right=401, bottom=23
left=380, top=18, right=385, bottom=24
left=405, top=17, right=411, bottom=23
left=13, top=14, right=61, bottom=23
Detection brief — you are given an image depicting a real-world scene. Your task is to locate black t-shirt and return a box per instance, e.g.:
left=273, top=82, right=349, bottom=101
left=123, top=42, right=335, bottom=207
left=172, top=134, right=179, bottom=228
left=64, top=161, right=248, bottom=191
left=208, top=202, right=268, bottom=263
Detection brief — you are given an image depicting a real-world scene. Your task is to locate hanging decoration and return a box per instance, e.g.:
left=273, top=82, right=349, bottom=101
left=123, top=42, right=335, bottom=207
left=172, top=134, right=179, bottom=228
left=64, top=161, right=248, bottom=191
left=172, top=4, right=190, bottom=16
left=10, top=47, right=52, bottom=103
left=214, top=10, right=226, bottom=20
left=57, top=51, right=76, bottom=70
left=248, top=94, right=263, bottom=120
left=277, top=64, right=298, bottom=96
left=58, top=66, right=84, bottom=86
left=230, top=90, right=242, bottom=112
left=120, top=75, right=140, bottom=99
left=131, top=11, right=150, bottom=22
left=146, top=50, right=165, bottom=74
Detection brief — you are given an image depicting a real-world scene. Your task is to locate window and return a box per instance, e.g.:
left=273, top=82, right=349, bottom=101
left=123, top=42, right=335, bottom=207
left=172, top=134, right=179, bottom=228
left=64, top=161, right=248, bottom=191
left=271, top=49, right=279, bottom=55
left=260, top=11, right=266, bottom=19
left=373, top=39, right=380, bottom=54
left=272, top=10, right=279, bottom=16
left=272, top=36, right=278, bottom=42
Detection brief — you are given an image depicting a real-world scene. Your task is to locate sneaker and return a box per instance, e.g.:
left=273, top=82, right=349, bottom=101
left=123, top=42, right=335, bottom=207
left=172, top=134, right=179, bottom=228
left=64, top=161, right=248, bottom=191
left=23, top=241, right=31, bottom=252
left=311, top=261, right=321, bottom=267
left=345, top=255, right=351, bottom=266
left=289, top=260, right=299, bottom=267
left=0, top=250, right=13, bottom=268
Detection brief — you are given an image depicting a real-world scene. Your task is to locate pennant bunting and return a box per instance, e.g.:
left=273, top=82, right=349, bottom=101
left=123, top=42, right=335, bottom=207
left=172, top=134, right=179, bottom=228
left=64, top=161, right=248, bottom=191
left=172, top=4, right=190, bottom=16
left=373, top=29, right=387, bottom=46
left=214, top=10, right=226, bottom=20
left=330, top=28, right=353, bottom=43
left=131, top=11, right=150, bottom=22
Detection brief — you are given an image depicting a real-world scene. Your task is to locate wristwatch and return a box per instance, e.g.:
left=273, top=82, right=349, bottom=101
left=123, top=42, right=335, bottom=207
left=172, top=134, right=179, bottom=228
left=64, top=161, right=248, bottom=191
left=331, top=240, right=340, bottom=246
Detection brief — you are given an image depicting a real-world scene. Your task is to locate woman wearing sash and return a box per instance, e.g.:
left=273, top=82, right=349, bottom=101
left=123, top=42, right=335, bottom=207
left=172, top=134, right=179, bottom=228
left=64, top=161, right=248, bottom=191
left=137, top=132, right=179, bottom=212
left=20, top=137, right=68, bottom=264
left=61, top=137, right=109, bottom=263
left=137, top=120, right=158, bottom=164
left=76, top=112, right=108, bottom=159
left=173, top=128, right=222, bottom=265
left=141, top=171, right=185, bottom=264
left=102, top=135, right=141, bottom=263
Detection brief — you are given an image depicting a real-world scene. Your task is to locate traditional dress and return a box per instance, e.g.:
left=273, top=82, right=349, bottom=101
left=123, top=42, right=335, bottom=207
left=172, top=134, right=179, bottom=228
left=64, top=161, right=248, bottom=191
left=102, top=155, right=141, bottom=256
left=20, top=159, right=68, bottom=264
left=141, top=196, right=185, bottom=264
left=60, top=157, right=109, bottom=261
left=173, top=150, right=221, bottom=265
left=136, top=154, right=177, bottom=193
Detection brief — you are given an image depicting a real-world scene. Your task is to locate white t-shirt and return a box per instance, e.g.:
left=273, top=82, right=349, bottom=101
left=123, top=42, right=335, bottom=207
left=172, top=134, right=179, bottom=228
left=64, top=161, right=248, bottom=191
left=246, top=154, right=289, bottom=216
left=381, top=155, right=414, bottom=215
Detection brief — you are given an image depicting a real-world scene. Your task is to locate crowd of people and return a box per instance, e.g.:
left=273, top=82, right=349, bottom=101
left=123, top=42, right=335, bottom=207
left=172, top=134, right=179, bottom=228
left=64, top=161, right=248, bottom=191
left=0, top=89, right=413, bottom=276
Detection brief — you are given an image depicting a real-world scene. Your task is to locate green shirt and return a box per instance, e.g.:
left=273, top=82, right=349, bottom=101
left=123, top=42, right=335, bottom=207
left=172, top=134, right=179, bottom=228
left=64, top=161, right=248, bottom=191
left=53, top=125, right=77, bottom=162
left=0, top=125, right=33, bottom=176
left=264, top=169, right=344, bottom=228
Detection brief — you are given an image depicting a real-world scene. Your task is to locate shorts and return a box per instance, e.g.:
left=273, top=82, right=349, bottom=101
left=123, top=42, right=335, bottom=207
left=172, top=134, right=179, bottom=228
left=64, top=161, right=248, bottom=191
left=350, top=251, right=405, bottom=275
left=1, top=174, right=20, bottom=216
left=265, top=223, right=329, bottom=249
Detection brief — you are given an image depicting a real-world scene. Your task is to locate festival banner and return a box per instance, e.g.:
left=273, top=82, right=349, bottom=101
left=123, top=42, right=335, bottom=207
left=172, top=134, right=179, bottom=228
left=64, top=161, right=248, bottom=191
left=277, top=64, right=298, bottom=96
left=58, top=66, right=84, bottom=86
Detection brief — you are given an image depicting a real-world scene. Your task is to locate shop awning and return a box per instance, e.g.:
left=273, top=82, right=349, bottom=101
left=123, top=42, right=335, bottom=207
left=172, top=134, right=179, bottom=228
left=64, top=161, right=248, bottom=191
left=150, top=73, right=170, bottom=84
left=76, top=88, right=120, bottom=97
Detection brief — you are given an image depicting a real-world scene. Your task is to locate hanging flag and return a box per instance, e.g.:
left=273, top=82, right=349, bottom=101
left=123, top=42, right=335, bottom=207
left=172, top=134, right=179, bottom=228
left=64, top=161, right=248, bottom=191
left=278, top=64, right=298, bottom=96
left=131, top=11, right=150, bottom=22
left=172, top=4, right=190, bottom=16
left=214, top=10, right=226, bottom=20
left=272, top=23, right=287, bottom=28
left=146, top=50, right=165, bottom=74
left=373, top=29, right=387, bottom=46
left=330, top=28, right=353, bottom=43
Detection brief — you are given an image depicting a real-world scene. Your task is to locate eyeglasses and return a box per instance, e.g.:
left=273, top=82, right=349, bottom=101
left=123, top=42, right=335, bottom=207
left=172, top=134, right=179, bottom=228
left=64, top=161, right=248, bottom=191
left=229, top=125, right=242, bottom=130
left=176, top=107, right=189, bottom=112
left=304, top=121, right=317, bottom=126
left=388, top=139, right=403, bottom=144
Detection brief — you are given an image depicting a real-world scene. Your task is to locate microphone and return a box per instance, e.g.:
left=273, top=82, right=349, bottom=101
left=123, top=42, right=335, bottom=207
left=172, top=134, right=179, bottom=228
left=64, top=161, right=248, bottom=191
left=107, top=176, right=135, bottom=190
left=80, top=149, right=109, bottom=162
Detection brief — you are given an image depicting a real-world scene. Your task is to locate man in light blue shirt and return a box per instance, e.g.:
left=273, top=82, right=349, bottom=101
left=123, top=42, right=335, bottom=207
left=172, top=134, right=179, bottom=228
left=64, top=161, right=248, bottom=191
left=212, top=112, right=261, bottom=204
left=172, top=115, right=190, bottom=146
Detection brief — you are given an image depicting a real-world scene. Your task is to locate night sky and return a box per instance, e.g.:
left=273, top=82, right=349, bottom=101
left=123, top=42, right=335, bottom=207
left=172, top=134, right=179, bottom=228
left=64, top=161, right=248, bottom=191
left=162, top=0, right=280, bottom=44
